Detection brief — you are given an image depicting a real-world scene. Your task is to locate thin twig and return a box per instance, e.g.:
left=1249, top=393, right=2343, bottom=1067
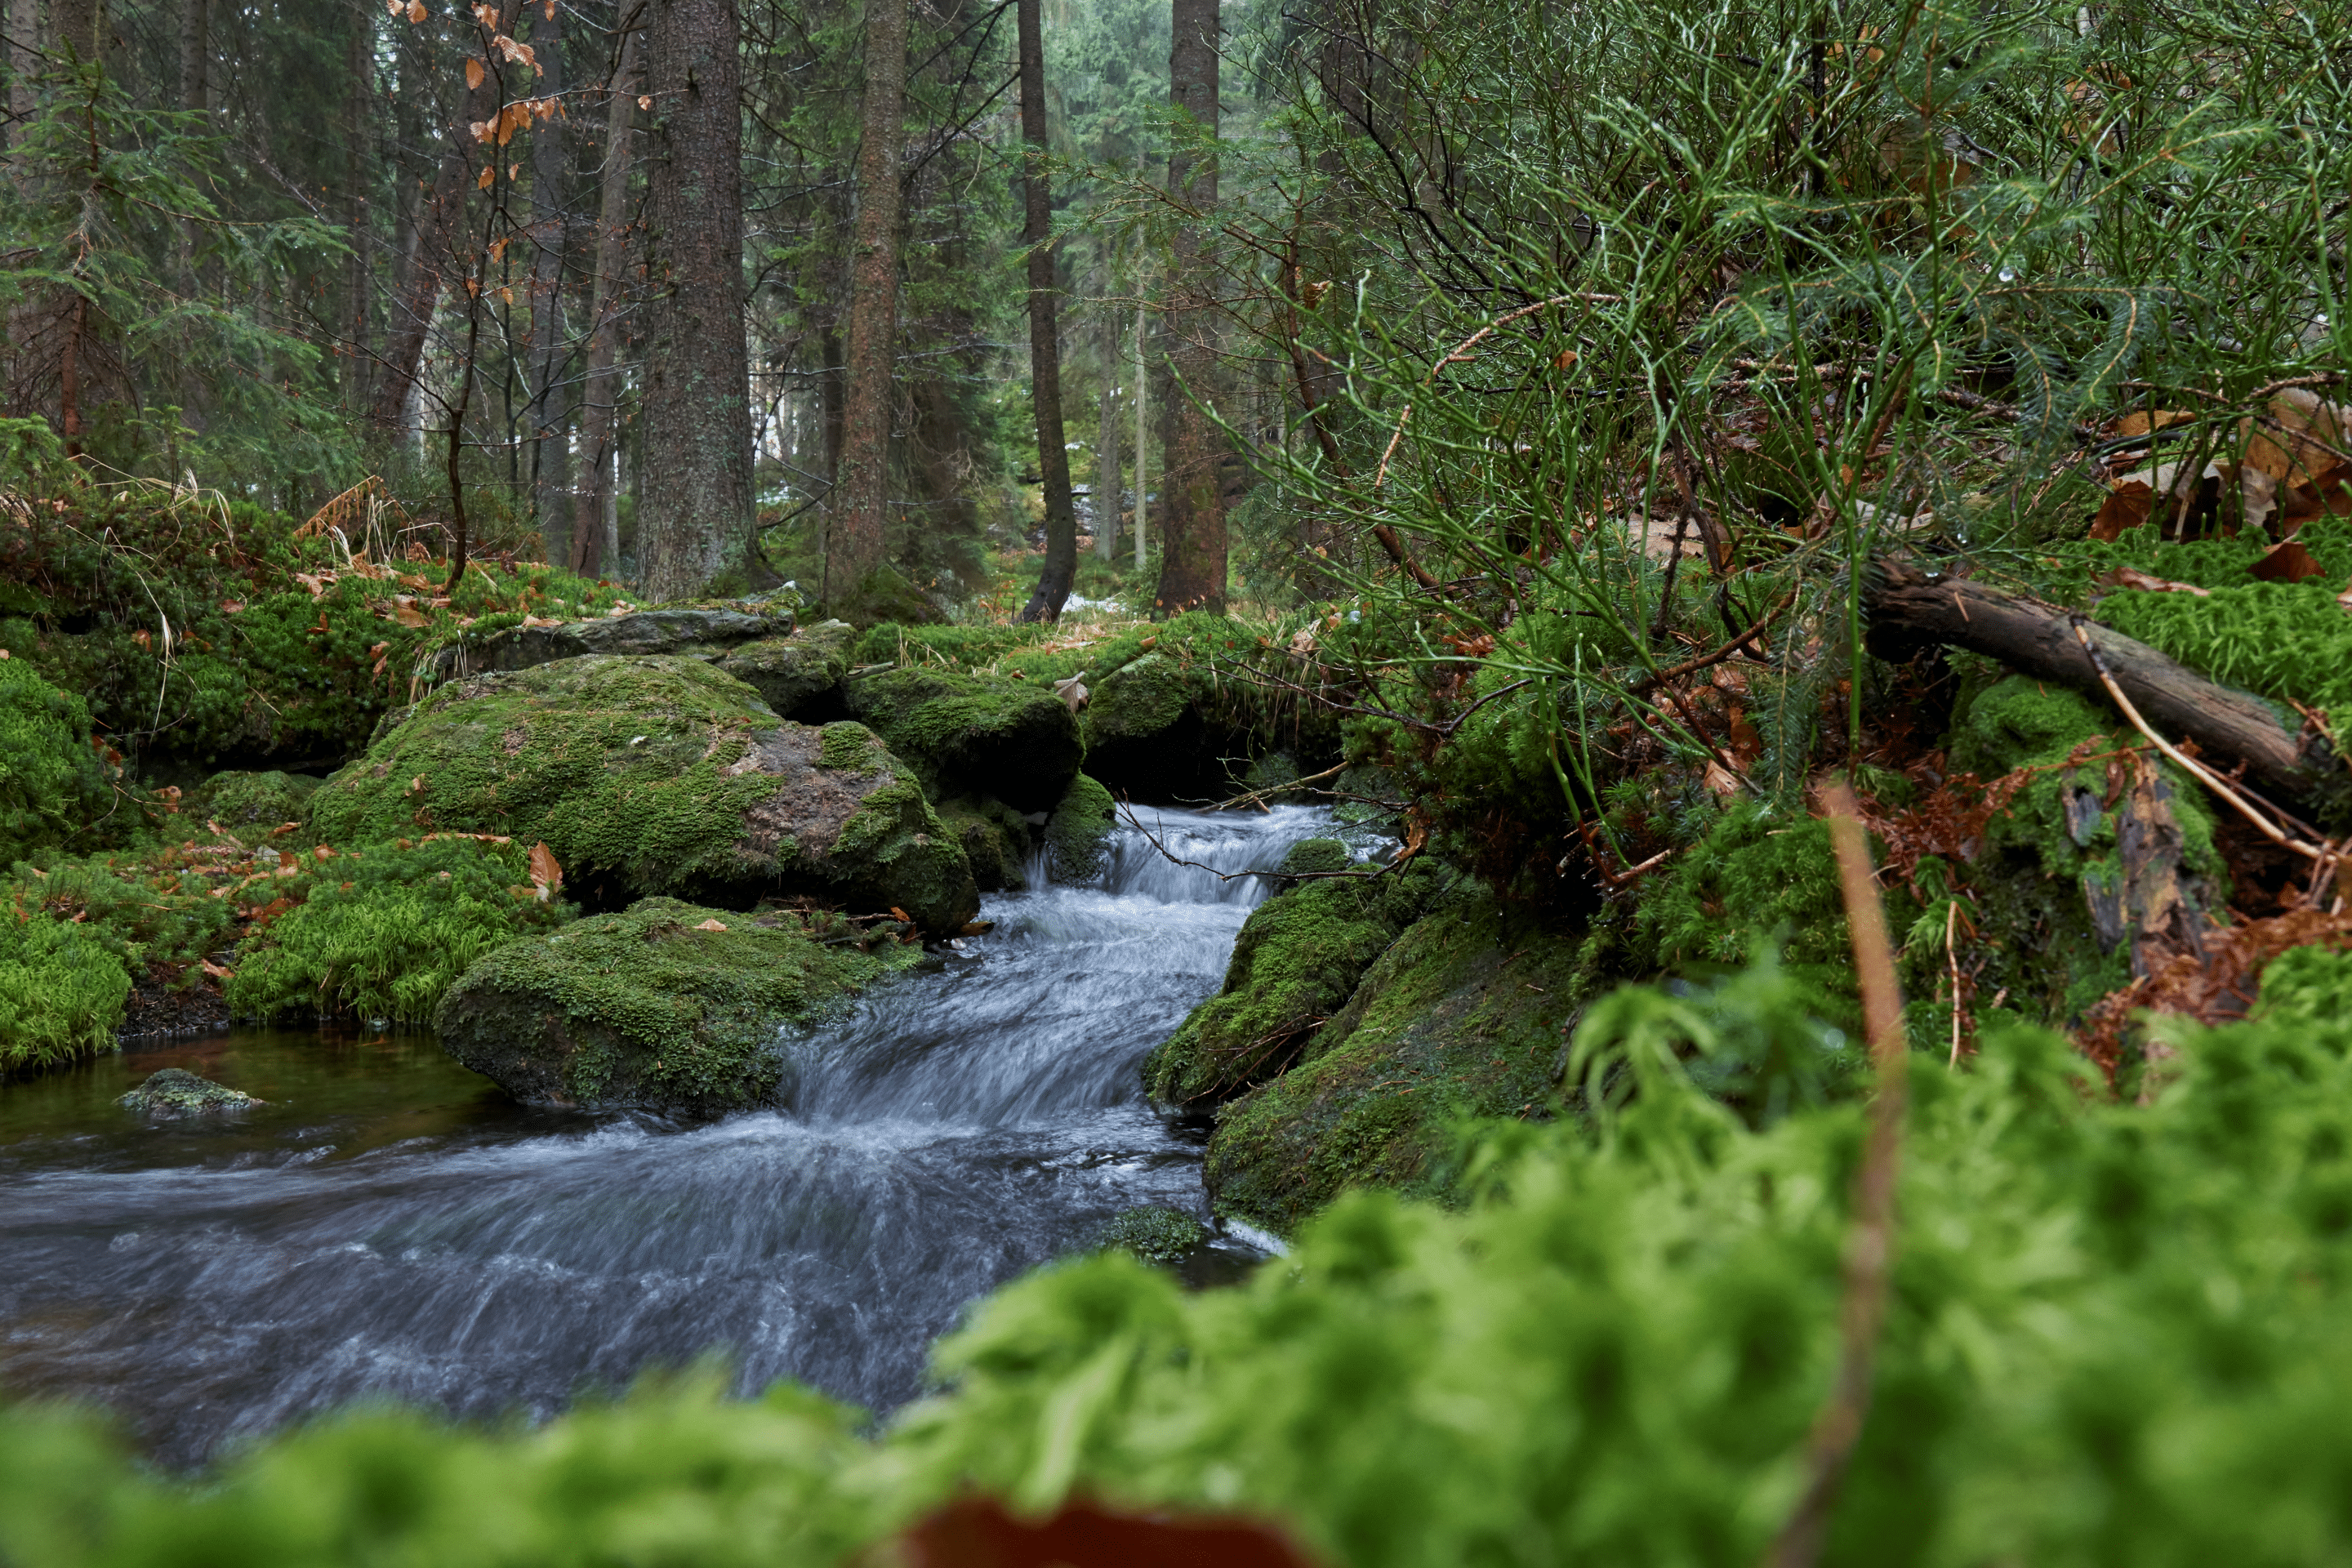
left=1764, top=777, right=1910, bottom=1568
left=1203, top=761, right=1349, bottom=813
left=1628, top=585, right=1800, bottom=697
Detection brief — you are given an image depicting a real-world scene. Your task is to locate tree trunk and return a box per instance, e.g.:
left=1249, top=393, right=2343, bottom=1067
left=1154, top=0, right=1225, bottom=615
left=341, top=11, right=371, bottom=416
left=1864, top=557, right=2337, bottom=808
left=372, top=0, right=525, bottom=432
left=6, top=0, right=37, bottom=151
left=826, top=0, right=909, bottom=603
left=1134, top=291, right=1147, bottom=569
left=817, top=324, right=846, bottom=485
left=1015, top=0, right=1076, bottom=623
left=635, top=0, right=752, bottom=600
left=1095, top=283, right=1121, bottom=562
left=572, top=22, right=639, bottom=577
left=49, top=0, right=96, bottom=64
left=526, top=0, right=570, bottom=564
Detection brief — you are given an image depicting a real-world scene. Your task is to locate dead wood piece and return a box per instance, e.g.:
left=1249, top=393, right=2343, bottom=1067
left=1864, top=556, right=2331, bottom=809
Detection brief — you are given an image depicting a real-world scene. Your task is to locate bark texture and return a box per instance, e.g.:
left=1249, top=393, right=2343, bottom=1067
left=526, top=0, right=570, bottom=564
left=1154, top=0, right=1226, bottom=615
left=827, top=0, right=911, bottom=602
left=571, top=24, right=639, bottom=576
left=1015, top=0, right=1076, bottom=623
left=1134, top=292, right=1147, bottom=568
left=636, top=0, right=754, bottom=600
left=371, top=0, right=525, bottom=432
left=1864, top=556, right=2338, bottom=808
left=1095, top=284, right=1121, bottom=562
left=7, top=0, right=36, bottom=149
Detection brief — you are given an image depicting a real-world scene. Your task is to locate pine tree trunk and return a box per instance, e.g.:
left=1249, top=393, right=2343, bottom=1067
left=1015, top=0, right=1076, bottom=623
left=372, top=0, right=525, bottom=432
left=826, top=0, right=909, bottom=603
left=818, top=324, right=845, bottom=484
left=526, top=0, right=570, bottom=564
left=1095, top=285, right=1121, bottom=562
left=1155, top=0, right=1225, bottom=615
left=49, top=0, right=96, bottom=64
left=571, top=23, right=639, bottom=577
left=341, top=11, right=371, bottom=417
left=1134, top=292, right=1147, bottom=569
left=635, top=0, right=751, bottom=599
left=6, top=0, right=37, bottom=151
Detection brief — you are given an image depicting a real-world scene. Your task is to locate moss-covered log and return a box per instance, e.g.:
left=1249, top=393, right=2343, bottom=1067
left=1865, top=556, right=2341, bottom=815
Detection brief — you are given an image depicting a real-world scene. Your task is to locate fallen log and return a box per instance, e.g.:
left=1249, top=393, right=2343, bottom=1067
left=1863, top=556, right=2348, bottom=822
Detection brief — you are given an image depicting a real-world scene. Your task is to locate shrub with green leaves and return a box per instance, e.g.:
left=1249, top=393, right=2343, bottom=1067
left=0, top=656, right=108, bottom=863
left=225, top=836, right=576, bottom=1023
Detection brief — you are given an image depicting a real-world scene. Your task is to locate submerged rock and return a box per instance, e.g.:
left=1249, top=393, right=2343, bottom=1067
left=1202, top=883, right=1579, bottom=1236
left=436, top=896, right=921, bottom=1115
left=310, top=655, right=978, bottom=931
left=715, top=619, right=857, bottom=719
left=118, top=1067, right=259, bottom=1116
left=429, top=603, right=793, bottom=681
left=1145, top=841, right=1447, bottom=1107
left=843, top=666, right=1082, bottom=813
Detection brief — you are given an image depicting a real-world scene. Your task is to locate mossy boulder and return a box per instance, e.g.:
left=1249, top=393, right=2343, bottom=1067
left=309, top=655, right=978, bottom=932
left=434, top=896, right=922, bottom=1115
left=0, top=656, right=107, bottom=862
left=842, top=666, right=1082, bottom=813
left=1092, top=1206, right=1209, bottom=1265
left=1204, top=884, right=1581, bottom=1236
left=1145, top=843, right=1446, bottom=1107
left=427, top=604, right=792, bottom=681
left=826, top=566, right=948, bottom=630
left=1045, top=773, right=1116, bottom=881
left=183, top=769, right=320, bottom=845
left=935, top=795, right=1034, bottom=892
left=715, top=619, right=856, bottom=719
left=118, top=1067, right=258, bottom=1116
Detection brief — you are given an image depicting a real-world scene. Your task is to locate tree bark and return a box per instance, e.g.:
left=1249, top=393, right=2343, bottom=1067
left=525, top=0, right=570, bottom=564
left=826, top=0, right=909, bottom=603
left=1134, top=291, right=1147, bottom=569
left=1154, top=0, right=1225, bottom=615
left=1095, top=282, right=1121, bottom=562
left=635, top=0, right=753, bottom=600
left=341, top=10, right=371, bottom=416
left=1015, top=0, right=1076, bottom=623
left=178, top=0, right=208, bottom=118
left=1864, top=556, right=2336, bottom=807
left=48, top=0, right=96, bottom=64
left=571, top=22, right=639, bottom=577
left=372, top=0, right=525, bottom=432
left=6, top=0, right=36, bottom=152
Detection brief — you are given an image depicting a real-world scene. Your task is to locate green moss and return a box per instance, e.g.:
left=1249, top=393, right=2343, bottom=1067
left=225, top=836, right=577, bottom=1023
left=1203, top=884, right=1580, bottom=1235
left=116, top=1067, right=257, bottom=1115
left=2255, top=944, right=2352, bottom=1023
left=0, top=910, right=133, bottom=1071
left=850, top=622, right=1055, bottom=669
left=1045, top=773, right=1116, bottom=880
left=434, top=895, right=921, bottom=1114
left=1084, top=653, right=1194, bottom=745
left=1091, top=1206, right=1208, bottom=1265
left=826, top=566, right=947, bottom=630
left=716, top=620, right=855, bottom=717
left=183, top=769, right=321, bottom=844
left=306, top=657, right=978, bottom=930
left=1145, top=846, right=1448, bottom=1107
left=0, top=657, right=108, bottom=862
left=842, top=666, right=1082, bottom=813
left=1633, top=800, right=1869, bottom=984
left=933, top=795, right=1031, bottom=892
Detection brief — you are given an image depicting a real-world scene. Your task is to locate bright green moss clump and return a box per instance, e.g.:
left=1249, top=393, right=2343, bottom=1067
left=435, top=895, right=922, bottom=1114
left=842, top=666, right=1081, bottom=812
left=1045, top=773, right=1116, bottom=880
left=225, top=836, right=578, bottom=1023
left=0, top=911, right=133, bottom=1070
left=1092, top=1206, right=1209, bottom=1265
left=181, top=769, right=320, bottom=845
left=0, top=657, right=107, bottom=863
left=1145, top=841, right=1446, bottom=1106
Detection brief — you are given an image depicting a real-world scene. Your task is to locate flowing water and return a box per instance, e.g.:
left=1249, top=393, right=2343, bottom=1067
left=0, top=806, right=1345, bottom=1467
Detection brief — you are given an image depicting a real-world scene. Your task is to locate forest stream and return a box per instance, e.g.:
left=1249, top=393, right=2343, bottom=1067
left=0, top=806, right=1342, bottom=1468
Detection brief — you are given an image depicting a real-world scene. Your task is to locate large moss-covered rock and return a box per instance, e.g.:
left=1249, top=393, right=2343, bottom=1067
left=935, top=795, right=1034, bottom=892
left=842, top=666, right=1082, bottom=813
left=428, top=604, right=793, bottom=680
left=1145, top=842, right=1446, bottom=1107
left=1204, top=884, right=1581, bottom=1236
left=310, top=656, right=978, bottom=932
left=1045, top=773, right=1116, bottom=880
left=435, top=896, right=920, bottom=1115
left=715, top=619, right=856, bottom=718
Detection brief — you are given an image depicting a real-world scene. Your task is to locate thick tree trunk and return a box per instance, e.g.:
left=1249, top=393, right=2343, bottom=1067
left=178, top=0, right=208, bottom=118
left=525, top=0, right=569, bottom=564
left=372, top=0, right=525, bottom=432
left=1095, top=286, right=1121, bottom=562
left=571, top=24, right=639, bottom=577
left=1134, top=292, right=1147, bottom=569
left=6, top=0, right=37, bottom=151
left=341, top=12, right=371, bottom=416
left=1864, top=557, right=2336, bottom=808
left=1154, top=0, right=1225, bottom=615
left=1015, top=0, right=1076, bottom=623
left=49, top=0, right=96, bottom=63
left=635, top=0, right=752, bottom=600
left=826, top=0, right=909, bottom=602
left=817, top=324, right=846, bottom=485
